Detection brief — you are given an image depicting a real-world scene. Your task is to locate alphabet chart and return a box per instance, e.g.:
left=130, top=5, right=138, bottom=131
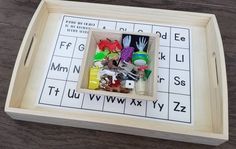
left=38, top=15, right=192, bottom=124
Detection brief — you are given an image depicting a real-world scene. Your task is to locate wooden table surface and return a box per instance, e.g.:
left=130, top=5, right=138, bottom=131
left=0, top=0, right=236, bottom=148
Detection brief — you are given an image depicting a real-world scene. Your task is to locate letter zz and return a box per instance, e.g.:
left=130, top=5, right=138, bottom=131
left=173, top=101, right=186, bottom=112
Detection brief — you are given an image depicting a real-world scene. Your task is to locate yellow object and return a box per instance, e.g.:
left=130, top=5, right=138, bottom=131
left=88, top=67, right=100, bottom=89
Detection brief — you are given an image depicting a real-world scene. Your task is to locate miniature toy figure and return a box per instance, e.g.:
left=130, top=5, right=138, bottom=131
left=98, top=39, right=122, bottom=52
left=100, top=69, right=117, bottom=84
left=137, top=65, right=152, bottom=80
left=104, top=80, right=130, bottom=93
left=118, top=61, right=139, bottom=81
left=120, top=35, right=134, bottom=62
left=100, top=75, right=130, bottom=93
left=132, top=37, right=149, bottom=66
left=93, top=49, right=110, bottom=62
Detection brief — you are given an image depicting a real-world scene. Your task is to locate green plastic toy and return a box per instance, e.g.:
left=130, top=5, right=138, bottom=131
left=94, top=49, right=110, bottom=61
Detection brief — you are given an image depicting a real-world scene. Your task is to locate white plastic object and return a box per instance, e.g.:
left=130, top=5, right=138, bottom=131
left=121, top=80, right=135, bottom=89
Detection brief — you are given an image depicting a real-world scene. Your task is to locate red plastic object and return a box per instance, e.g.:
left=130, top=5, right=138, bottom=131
left=98, top=39, right=122, bottom=52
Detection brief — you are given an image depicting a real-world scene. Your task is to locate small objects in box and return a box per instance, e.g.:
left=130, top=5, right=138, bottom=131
left=88, top=34, right=152, bottom=95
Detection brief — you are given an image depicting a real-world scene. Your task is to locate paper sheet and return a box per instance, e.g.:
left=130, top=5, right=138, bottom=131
left=38, top=15, right=193, bottom=124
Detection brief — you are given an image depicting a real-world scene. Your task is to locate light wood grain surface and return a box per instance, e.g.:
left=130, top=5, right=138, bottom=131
left=0, top=0, right=235, bottom=148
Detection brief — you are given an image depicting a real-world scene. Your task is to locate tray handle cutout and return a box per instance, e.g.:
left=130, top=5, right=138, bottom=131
left=212, top=51, right=219, bottom=88
left=24, top=34, right=36, bottom=67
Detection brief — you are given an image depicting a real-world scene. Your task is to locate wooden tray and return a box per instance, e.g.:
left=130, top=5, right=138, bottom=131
left=4, top=0, right=228, bottom=146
